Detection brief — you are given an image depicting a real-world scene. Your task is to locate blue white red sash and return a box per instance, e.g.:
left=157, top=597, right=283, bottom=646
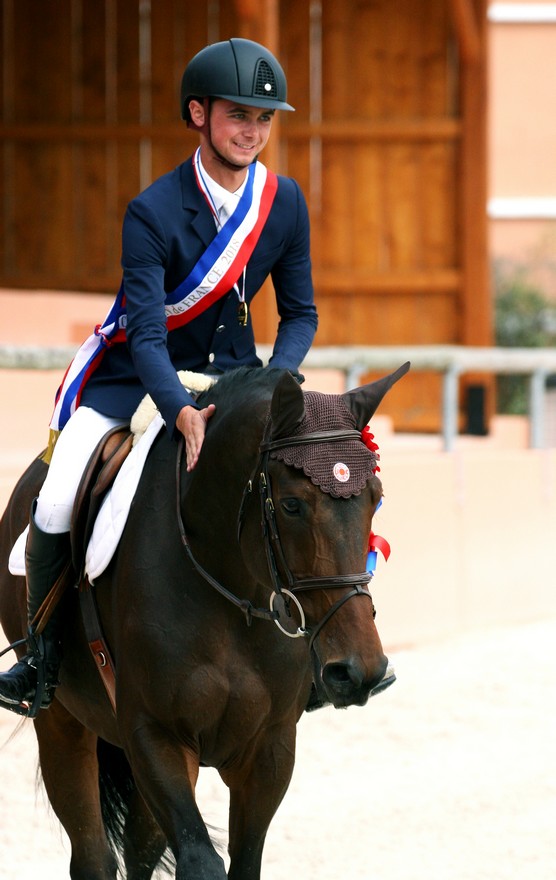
left=48, top=151, right=277, bottom=437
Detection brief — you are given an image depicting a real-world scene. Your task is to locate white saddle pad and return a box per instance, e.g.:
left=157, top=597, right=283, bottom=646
left=7, top=371, right=216, bottom=582
left=85, top=412, right=164, bottom=582
left=7, top=413, right=164, bottom=582
left=8, top=528, right=28, bottom=577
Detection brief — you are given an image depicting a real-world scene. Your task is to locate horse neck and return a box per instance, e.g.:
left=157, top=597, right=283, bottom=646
left=183, top=399, right=267, bottom=542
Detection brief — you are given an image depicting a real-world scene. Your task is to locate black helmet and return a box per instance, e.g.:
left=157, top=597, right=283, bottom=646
left=181, top=38, right=294, bottom=121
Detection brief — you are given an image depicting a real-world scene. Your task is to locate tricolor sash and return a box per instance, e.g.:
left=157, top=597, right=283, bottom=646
left=48, top=151, right=277, bottom=440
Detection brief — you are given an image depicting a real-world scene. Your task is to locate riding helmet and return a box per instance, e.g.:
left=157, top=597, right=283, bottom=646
left=180, top=38, right=294, bottom=121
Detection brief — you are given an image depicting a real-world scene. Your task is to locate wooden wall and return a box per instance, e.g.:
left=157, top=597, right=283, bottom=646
left=0, top=0, right=225, bottom=290
left=0, top=0, right=490, bottom=430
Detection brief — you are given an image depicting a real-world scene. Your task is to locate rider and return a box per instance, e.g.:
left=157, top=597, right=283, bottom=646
left=0, top=38, right=317, bottom=714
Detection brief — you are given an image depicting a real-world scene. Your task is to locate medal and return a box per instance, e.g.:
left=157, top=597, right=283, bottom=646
left=237, top=301, right=248, bottom=327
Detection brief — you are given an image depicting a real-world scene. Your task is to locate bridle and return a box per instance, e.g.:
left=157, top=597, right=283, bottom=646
left=176, top=425, right=376, bottom=650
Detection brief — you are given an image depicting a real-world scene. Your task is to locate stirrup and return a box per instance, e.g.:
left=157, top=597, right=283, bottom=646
left=26, top=631, right=59, bottom=716
left=0, top=635, right=56, bottom=718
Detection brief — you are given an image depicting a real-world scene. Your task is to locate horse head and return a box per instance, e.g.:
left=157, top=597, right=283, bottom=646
left=240, top=362, right=410, bottom=709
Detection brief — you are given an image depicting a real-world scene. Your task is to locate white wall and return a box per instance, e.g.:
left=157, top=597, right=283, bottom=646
left=374, top=440, right=556, bottom=647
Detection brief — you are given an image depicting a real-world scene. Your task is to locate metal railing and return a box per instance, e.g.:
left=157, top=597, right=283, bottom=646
left=2, top=343, right=556, bottom=451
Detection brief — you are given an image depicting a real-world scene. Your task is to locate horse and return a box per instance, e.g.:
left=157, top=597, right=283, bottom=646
left=0, top=362, right=409, bottom=879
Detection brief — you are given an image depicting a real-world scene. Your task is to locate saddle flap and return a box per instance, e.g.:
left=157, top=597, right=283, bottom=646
left=71, top=426, right=132, bottom=573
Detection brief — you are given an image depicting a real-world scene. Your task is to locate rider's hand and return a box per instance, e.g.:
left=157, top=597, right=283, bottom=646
left=176, top=404, right=216, bottom=472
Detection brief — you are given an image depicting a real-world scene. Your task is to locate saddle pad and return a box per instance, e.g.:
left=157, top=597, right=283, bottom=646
left=85, top=412, right=164, bottom=582
left=7, top=371, right=216, bottom=581
left=7, top=414, right=164, bottom=580
left=8, top=527, right=28, bottom=576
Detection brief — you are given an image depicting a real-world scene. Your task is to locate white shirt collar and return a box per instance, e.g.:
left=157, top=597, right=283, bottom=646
left=197, top=154, right=248, bottom=227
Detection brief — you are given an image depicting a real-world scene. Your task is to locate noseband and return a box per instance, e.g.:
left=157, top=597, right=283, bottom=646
left=176, top=425, right=376, bottom=648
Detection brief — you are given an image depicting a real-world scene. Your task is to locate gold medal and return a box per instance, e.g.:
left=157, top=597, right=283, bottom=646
left=237, top=301, right=248, bottom=327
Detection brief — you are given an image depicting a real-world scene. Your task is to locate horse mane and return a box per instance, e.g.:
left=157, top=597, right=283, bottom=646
left=197, top=366, right=288, bottom=411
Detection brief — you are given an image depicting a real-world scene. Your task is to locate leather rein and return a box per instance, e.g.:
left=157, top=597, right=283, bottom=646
left=176, top=426, right=375, bottom=649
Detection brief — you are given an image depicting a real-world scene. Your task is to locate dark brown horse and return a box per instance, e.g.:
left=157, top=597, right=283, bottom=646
left=0, top=363, right=408, bottom=879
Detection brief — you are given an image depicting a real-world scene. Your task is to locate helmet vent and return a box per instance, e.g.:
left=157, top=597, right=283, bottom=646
left=253, top=60, right=278, bottom=99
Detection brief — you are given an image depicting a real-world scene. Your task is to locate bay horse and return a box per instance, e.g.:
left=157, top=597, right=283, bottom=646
left=0, top=362, right=408, bottom=879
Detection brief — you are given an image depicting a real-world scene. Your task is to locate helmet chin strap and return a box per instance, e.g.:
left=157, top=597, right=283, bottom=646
left=211, top=148, right=255, bottom=173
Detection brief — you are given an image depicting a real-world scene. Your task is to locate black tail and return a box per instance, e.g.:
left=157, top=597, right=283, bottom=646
left=97, top=737, right=174, bottom=876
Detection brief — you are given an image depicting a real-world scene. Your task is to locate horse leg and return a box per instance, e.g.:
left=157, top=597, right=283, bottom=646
left=93, top=736, right=168, bottom=880
left=123, top=785, right=169, bottom=880
left=123, top=720, right=227, bottom=880
left=224, top=724, right=297, bottom=880
left=34, top=700, right=119, bottom=880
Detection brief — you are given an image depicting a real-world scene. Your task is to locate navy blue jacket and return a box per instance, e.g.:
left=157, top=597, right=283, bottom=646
left=81, top=156, right=318, bottom=433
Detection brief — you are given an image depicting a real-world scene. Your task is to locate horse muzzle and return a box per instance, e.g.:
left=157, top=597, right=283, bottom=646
left=320, top=658, right=396, bottom=709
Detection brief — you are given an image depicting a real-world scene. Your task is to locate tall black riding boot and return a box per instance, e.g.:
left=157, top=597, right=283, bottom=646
left=0, top=504, right=71, bottom=713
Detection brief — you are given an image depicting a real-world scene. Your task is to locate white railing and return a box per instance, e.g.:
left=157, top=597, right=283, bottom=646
left=2, top=343, right=556, bottom=451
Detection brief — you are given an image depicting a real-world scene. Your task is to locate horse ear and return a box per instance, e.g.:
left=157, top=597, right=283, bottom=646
left=342, top=362, right=411, bottom=429
left=269, top=371, right=306, bottom=438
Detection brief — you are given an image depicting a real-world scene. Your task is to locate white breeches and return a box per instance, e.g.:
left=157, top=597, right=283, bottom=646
left=35, top=407, right=128, bottom=534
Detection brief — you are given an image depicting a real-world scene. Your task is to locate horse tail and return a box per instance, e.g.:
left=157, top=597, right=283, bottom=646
left=96, top=737, right=174, bottom=875
left=96, top=737, right=134, bottom=854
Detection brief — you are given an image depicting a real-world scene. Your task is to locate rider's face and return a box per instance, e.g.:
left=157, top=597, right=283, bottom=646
left=193, top=99, right=275, bottom=169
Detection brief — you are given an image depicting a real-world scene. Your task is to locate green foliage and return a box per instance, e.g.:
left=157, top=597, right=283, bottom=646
left=494, top=269, right=556, bottom=414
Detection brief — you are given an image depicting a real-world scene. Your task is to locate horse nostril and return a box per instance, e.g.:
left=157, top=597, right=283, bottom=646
left=322, top=662, right=362, bottom=690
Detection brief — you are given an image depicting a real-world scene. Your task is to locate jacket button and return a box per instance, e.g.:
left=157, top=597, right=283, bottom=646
left=208, top=353, right=215, bottom=363
left=216, top=324, right=225, bottom=333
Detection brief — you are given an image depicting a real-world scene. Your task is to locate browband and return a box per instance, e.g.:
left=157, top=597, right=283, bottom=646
left=259, top=429, right=362, bottom=453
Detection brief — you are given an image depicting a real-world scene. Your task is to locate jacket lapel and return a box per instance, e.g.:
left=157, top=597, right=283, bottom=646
left=180, top=157, right=216, bottom=247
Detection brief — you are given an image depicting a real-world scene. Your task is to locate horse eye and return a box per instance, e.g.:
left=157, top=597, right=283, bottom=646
left=281, top=498, right=301, bottom=516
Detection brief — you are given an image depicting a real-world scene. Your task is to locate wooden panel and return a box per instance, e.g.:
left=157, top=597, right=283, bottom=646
left=9, top=142, right=67, bottom=280
left=0, top=0, right=211, bottom=291
left=114, top=0, right=140, bottom=124
left=11, top=0, right=74, bottom=124
left=314, top=291, right=457, bottom=346
left=419, top=142, right=458, bottom=270
left=277, top=0, right=487, bottom=430
left=350, top=143, right=384, bottom=274
left=150, top=2, right=206, bottom=181
left=80, top=2, right=108, bottom=123
left=458, top=0, right=491, bottom=346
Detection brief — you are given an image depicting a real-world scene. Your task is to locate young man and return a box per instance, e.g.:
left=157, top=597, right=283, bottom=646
left=0, top=38, right=317, bottom=714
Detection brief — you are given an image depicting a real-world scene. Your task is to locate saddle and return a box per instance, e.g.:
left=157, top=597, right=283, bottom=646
left=70, top=425, right=134, bottom=713
left=18, top=427, right=133, bottom=716
left=72, top=426, right=134, bottom=569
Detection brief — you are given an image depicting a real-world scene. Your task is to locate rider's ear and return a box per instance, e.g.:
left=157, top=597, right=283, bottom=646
left=269, top=371, right=305, bottom=439
left=189, top=99, right=205, bottom=127
left=342, top=362, right=410, bottom=429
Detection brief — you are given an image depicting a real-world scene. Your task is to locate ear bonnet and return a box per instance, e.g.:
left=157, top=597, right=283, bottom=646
left=270, top=392, right=379, bottom=498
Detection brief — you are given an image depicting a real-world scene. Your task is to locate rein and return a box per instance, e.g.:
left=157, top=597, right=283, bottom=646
left=176, top=436, right=278, bottom=626
left=175, top=425, right=375, bottom=646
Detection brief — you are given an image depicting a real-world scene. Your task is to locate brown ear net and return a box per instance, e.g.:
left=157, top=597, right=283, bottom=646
left=270, top=392, right=378, bottom=498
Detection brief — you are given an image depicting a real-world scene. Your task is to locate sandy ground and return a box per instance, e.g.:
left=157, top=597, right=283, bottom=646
left=1, top=617, right=555, bottom=880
